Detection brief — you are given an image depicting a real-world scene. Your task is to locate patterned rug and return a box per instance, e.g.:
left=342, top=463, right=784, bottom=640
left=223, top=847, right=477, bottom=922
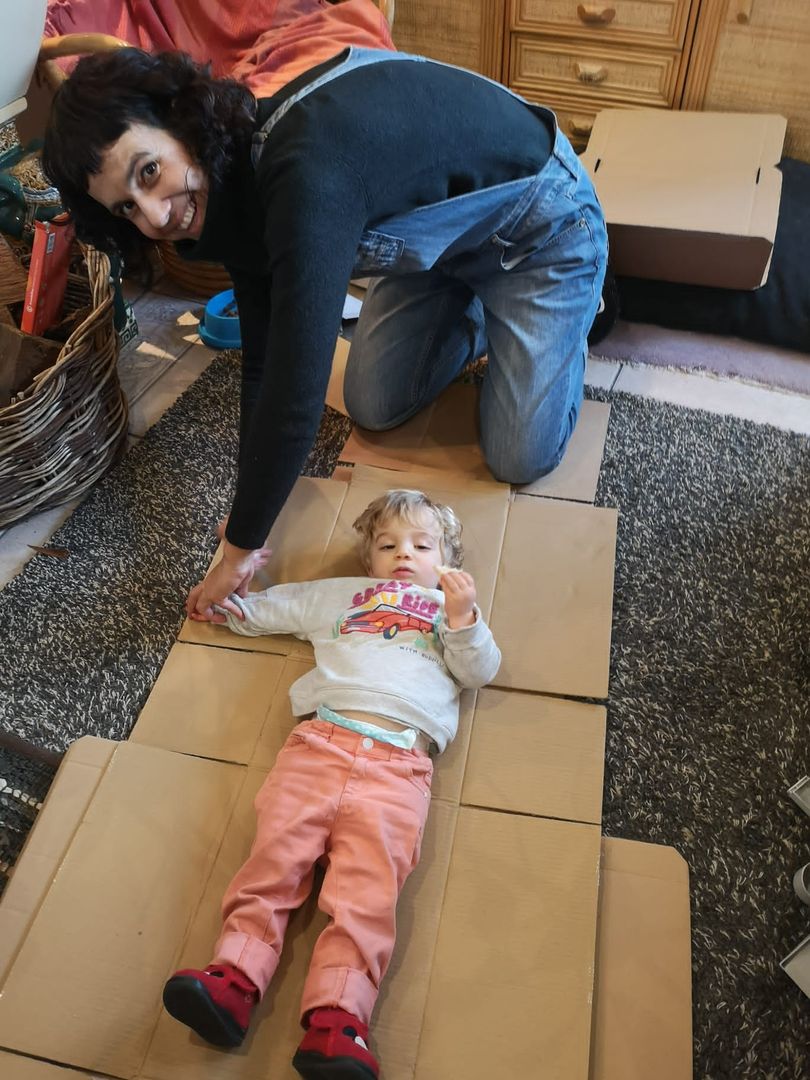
left=1, top=354, right=808, bottom=1078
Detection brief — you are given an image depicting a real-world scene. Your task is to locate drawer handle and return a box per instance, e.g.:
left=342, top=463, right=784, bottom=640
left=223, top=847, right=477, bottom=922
left=732, top=0, right=754, bottom=24
left=575, top=61, right=608, bottom=83
left=568, top=116, right=595, bottom=137
left=577, top=4, right=616, bottom=25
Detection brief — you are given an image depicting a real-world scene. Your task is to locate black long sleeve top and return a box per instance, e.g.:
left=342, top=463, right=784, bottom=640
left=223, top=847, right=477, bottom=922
left=178, top=53, right=552, bottom=549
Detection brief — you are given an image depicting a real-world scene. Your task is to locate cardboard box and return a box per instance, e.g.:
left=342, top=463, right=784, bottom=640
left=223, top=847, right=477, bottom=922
left=581, top=110, right=786, bottom=289
left=21, top=215, right=75, bottom=336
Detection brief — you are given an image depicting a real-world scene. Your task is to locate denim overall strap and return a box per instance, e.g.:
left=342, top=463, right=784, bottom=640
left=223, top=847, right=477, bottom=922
left=251, top=48, right=426, bottom=166
left=250, top=47, right=559, bottom=167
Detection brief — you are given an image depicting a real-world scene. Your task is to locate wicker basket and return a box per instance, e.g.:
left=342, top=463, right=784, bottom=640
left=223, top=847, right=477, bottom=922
left=157, top=239, right=232, bottom=299
left=0, top=246, right=129, bottom=528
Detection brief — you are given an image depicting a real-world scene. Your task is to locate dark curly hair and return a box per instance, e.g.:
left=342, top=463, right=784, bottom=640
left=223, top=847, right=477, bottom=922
left=41, top=48, right=256, bottom=255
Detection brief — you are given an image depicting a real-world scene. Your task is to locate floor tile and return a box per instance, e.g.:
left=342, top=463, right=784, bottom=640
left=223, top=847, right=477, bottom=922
left=127, top=343, right=219, bottom=436
left=585, top=355, right=621, bottom=391
left=118, top=343, right=176, bottom=406
left=151, top=273, right=213, bottom=304
left=614, top=362, right=810, bottom=435
left=118, top=298, right=202, bottom=404
left=128, top=293, right=202, bottom=360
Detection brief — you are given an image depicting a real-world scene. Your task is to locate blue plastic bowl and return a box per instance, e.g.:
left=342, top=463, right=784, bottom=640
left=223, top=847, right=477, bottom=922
left=199, top=288, right=241, bottom=350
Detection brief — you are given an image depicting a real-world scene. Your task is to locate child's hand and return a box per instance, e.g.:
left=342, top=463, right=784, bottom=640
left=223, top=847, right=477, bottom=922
left=437, top=568, right=477, bottom=629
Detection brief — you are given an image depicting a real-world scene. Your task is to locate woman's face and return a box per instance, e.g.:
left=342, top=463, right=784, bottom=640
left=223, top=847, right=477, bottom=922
left=87, top=122, right=208, bottom=241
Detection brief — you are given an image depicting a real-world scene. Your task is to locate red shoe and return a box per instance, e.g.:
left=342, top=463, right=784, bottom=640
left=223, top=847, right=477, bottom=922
left=162, top=964, right=259, bottom=1048
left=292, top=1008, right=379, bottom=1079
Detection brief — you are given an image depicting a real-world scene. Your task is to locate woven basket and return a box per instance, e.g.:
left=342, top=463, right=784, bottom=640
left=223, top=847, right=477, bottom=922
left=157, top=240, right=232, bottom=299
left=0, top=246, right=129, bottom=528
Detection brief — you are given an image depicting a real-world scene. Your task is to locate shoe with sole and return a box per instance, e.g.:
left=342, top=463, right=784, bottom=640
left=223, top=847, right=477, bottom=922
left=292, top=1007, right=379, bottom=1079
left=162, top=963, right=258, bottom=1048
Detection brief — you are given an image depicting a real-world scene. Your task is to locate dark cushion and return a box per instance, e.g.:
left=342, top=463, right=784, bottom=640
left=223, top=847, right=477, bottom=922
left=615, top=158, right=810, bottom=354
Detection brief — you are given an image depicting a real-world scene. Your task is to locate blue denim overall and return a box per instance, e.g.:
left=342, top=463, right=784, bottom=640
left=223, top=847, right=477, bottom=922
left=252, top=47, right=607, bottom=483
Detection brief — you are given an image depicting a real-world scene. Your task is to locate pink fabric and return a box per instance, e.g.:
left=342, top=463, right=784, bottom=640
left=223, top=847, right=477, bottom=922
left=232, top=0, right=395, bottom=98
left=214, top=718, right=432, bottom=1024
left=44, top=0, right=394, bottom=90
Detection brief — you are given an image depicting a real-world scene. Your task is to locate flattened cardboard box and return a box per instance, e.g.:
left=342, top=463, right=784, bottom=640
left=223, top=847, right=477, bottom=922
left=0, top=741, right=690, bottom=1080
left=0, top=739, right=602, bottom=1080
left=0, top=412, right=690, bottom=1078
left=581, top=109, right=786, bottom=289
left=178, top=463, right=617, bottom=700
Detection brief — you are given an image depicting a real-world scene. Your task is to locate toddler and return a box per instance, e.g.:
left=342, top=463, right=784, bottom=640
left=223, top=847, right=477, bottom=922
left=162, top=489, right=501, bottom=1079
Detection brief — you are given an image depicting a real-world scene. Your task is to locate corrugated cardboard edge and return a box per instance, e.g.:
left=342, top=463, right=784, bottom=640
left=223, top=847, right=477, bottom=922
left=749, top=114, right=788, bottom=248
left=0, top=738, right=116, bottom=986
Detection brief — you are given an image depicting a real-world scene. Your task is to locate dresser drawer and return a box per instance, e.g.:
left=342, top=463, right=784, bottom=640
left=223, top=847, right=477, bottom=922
left=530, top=97, right=601, bottom=150
left=510, top=35, right=680, bottom=107
left=512, top=92, right=665, bottom=150
left=511, top=0, right=693, bottom=50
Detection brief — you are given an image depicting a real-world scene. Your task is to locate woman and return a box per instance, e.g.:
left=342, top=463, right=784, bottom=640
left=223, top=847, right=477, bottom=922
left=43, top=45, right=607, bottom=623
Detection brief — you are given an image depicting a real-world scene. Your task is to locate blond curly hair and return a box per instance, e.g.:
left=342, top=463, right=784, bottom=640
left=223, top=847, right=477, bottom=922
left=352, top=489, right=464, bottom=572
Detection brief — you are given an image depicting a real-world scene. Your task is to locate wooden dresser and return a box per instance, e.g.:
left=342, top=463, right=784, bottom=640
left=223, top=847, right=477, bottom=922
left=392, top=0, right=810, bottom=161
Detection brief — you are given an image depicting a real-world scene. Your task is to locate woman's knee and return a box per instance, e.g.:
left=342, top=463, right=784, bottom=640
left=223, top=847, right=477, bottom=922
left=343, top=376, right=404, bottom=431
left=481, top=405, right=579, bottom=485
left=484, top=442, right=563, bottom=487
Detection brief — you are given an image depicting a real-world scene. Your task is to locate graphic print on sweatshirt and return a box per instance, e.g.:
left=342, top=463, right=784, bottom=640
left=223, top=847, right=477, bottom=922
left=336, top=580, right=442, bottom=652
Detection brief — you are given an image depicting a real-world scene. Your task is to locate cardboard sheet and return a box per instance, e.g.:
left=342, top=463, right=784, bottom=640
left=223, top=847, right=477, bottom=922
left=589, top=838, right=692, bottom=1080
left=0, top=1053, right=99, bottom=1079
left=132, top=644, right=291, bottom=764
left=178, top=475, right=347, bottom=654
left=341, top=389, right=611, bottom=503
left=462, top=688, right=606, bottom=824
left=0, top=742, right=242, bottom=1077
left=582, top=110, right=786, bottom=289
left=489, top=495, right=617, bottom=698
left=0, top=738, right=113, bottom=985
left=415, top=807, right=601, bottom=1080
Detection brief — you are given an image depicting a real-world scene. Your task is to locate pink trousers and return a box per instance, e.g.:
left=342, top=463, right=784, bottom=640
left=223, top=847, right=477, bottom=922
left=214, top=718, right=433, bottom=1024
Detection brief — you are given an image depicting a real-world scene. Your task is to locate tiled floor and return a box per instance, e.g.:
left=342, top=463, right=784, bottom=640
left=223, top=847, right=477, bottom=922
left=1, top=281, right=808, bottom=589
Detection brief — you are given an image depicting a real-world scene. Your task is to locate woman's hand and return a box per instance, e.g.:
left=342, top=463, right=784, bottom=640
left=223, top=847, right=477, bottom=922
left=186, top=539, right=271, bottom=623
left=439, top=569, right=477, bottom=629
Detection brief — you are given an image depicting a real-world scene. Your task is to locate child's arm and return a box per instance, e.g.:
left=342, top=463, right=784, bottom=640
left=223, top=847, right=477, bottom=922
left=220, top=582, right=319, bottom=638
left=436, top=570, right=501, bottom=688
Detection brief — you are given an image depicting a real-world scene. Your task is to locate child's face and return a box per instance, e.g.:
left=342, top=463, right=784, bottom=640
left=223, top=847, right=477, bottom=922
left=368, top=511, right=443, bottom=588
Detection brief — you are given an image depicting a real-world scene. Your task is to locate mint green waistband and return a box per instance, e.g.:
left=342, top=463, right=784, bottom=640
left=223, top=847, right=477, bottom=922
left=316, top=705, right=419, bottom=750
